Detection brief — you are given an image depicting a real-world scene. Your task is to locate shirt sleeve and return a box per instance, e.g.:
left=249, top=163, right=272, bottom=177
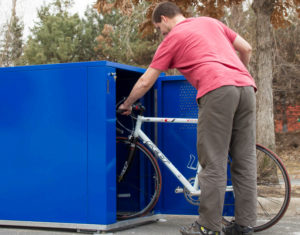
left=149, top=37, right=176, bottom=71
left=219, top=21, right=237, bottom=43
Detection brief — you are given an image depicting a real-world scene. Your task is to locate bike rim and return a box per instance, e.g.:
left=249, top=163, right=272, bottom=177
left=223, top=145, right=291, bottom=232
left=254, top=145, right=291, bottom=232
left=116, top=137, right=162, bottom=220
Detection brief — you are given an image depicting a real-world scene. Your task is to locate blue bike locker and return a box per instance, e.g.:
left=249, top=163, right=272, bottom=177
left=0, top=61, right=154, bottom=230
left=154, top=75, right=234, bottom=216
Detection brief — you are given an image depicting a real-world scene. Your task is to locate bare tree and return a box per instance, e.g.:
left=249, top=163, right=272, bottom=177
left=0, top=0, right=23, bottom=67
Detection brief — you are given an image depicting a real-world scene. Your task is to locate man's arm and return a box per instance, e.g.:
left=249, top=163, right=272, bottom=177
left=119, top=67, right=162, bottom=115
left=233, top=35, right=252, bottom=67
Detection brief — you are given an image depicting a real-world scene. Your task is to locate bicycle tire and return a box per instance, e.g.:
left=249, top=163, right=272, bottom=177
left=116, top=137, right=162, bottom=220
left=223, top=144, right=291, bottom=232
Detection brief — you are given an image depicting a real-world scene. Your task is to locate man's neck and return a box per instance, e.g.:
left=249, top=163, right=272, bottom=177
left=169, top=15, right=186, bottom=29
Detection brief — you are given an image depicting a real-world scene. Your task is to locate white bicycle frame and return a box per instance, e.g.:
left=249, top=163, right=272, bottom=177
left=132, top=115, right=233, bottom=196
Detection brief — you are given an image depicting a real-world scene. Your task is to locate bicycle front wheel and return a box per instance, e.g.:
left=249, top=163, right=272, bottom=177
left=254, top=144, right=291, bottom=232
left=116, top=137, right=162, bottom=220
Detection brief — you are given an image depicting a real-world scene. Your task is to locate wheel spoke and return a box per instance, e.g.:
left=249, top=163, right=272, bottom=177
left=258, top=199, right=271, bottom=217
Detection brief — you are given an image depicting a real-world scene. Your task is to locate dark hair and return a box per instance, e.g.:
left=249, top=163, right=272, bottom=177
left=152, top=1, right=182, bottom=23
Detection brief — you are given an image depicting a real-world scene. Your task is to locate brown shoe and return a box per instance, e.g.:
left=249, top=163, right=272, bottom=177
left=180, top=221, right=221, bottom=235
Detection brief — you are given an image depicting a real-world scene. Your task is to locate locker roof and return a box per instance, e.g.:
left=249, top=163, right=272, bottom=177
left=0, top=61, right=146, bottom=74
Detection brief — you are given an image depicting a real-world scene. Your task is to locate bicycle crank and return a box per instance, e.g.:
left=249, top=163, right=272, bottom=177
left=183, top=177, right=200, bottom=206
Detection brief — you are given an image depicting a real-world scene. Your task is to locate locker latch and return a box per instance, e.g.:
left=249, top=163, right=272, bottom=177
left=108, top=72, right=117, bottom=80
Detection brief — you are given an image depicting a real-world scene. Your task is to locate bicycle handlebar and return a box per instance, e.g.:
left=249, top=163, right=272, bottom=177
left=116, top=102, right=146, bottom=115
left=132, top=103, right=146, bottom=113
left=116, top=109, right=126, bottom=114
left=116, top=99, right=146, bottom=134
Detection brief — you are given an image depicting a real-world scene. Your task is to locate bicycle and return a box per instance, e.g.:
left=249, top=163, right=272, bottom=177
left=116, top=101, right=291, bottom=232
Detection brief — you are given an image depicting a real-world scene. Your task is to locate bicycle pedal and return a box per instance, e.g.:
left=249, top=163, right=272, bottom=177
left=175, top=186, right=184, bottom=194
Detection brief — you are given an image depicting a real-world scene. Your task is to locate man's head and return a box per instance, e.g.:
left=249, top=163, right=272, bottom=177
left=152, top=1, right=182, bottom=23
left=152, top=1, right=183, bottom=37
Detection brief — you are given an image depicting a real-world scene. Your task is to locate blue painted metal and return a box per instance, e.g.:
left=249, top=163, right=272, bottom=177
left=0, top=61, right=145, bottom=225
left=0, top=66, right=89, bottom=223
left=155, top=75, right=234, bottom=216
left=87, top=66, right=116, bottom=224
left=0, top=61, right=146, bottom=74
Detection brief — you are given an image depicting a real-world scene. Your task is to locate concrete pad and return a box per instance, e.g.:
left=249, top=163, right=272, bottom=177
left=0, top=215, right=299, bottom=235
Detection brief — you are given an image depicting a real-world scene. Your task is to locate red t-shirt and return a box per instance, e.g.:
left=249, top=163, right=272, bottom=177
left=150, top=17, right=256, bottom=99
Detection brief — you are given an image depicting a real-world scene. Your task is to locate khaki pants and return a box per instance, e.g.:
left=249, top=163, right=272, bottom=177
left=196, top=86, right=257, bottom=231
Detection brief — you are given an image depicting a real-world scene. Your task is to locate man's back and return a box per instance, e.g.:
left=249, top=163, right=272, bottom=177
left=150, top=17, right=256, bottom=99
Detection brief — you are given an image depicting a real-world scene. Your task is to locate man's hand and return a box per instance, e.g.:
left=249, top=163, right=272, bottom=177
left=118, top=103, right=132, bottom=116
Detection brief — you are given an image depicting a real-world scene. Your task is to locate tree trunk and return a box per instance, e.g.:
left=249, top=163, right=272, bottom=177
left=252, top=0, right=278, bottom=183
left=252, top=0, right=276, bottom=150
left=0, top=0, right=17, bottom=66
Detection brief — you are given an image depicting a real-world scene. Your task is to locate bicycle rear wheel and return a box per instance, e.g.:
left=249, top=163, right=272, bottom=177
left=254, top=144, right=291, bottom=231
left=223, top=144, right=291, bottom=232
left=116, top=137, right=162, bottom=220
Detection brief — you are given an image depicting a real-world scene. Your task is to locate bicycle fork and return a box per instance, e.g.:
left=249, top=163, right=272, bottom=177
left=118, top=137, right=138, bottom=183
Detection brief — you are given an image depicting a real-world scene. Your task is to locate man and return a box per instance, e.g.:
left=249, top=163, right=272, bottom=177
left=119, top=2, right=257, bottom=235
